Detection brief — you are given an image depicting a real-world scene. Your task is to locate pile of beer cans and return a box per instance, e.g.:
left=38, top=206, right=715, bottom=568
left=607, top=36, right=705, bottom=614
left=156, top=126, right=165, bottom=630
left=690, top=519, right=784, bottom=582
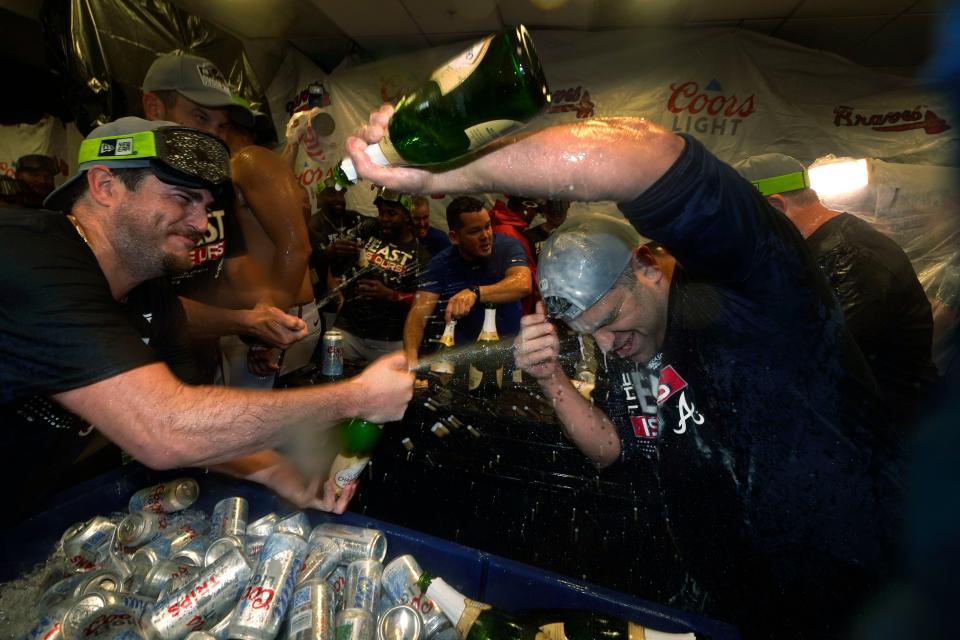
left=24, top=478, right=458, bottom=640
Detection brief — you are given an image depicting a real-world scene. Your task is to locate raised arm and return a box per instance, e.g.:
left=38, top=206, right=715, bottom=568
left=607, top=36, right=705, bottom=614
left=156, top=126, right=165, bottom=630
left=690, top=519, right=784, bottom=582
left=52, top=352, right=413, bottom=469
left=345, top=105, right=684, bottom=202
left=515, top=303, right=622, bottom=468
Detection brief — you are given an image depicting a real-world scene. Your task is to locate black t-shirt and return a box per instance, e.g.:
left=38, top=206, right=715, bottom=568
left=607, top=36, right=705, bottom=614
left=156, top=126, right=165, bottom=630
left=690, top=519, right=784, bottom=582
left=335, top=219, right=429, bottom=342
left=170, top=204, right=247, bottom=301
left=593, top=355, right=660, bottom=462
left=307, top=209, right=363, bottom=306
left=0, top=209, right=204, bottom=523
left=616, top=137, right=904, bottom=637
left=807, top=213, right=939, bottom=425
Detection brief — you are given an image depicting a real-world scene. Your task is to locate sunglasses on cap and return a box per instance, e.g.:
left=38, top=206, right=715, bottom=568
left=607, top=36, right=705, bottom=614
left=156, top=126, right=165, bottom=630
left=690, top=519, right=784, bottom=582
left=78, top=127, right=233, bottom=203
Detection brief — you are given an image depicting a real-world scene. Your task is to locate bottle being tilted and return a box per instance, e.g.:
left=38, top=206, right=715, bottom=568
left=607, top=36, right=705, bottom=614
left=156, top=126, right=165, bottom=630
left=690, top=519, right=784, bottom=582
left=417, top=571, right=700, bottom=640
left=336, top=25, right=550, bottom=184
left=468, top=304, right=502, bottom=399
left=326, top=417, right=383, bottom=495
left=429, top=319, right=457, bottom=386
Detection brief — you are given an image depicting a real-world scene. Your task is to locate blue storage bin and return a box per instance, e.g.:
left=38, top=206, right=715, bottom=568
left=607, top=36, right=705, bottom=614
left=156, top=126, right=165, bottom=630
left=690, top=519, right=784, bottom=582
left=0, top=464, right=739, bottom=639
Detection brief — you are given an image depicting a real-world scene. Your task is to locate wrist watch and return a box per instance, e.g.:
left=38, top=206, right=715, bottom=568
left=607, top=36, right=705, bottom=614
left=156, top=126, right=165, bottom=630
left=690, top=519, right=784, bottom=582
left=469, top=285, right=482, bottom=302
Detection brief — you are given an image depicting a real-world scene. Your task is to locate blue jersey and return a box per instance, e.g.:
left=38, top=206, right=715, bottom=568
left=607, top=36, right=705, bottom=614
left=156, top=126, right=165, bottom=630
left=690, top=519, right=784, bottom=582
left=420, top=234, right=528, bottom=344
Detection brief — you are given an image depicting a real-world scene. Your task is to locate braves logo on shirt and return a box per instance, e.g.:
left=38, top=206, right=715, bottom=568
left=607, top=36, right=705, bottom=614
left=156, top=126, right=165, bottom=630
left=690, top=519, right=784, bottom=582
left=656, top=364, right=705, bottom=434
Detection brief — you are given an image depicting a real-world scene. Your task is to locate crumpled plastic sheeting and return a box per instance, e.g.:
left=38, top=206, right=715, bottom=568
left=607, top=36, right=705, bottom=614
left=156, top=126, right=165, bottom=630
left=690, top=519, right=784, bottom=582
left=819, top=158, right=960, bottom=372
left=42, top=0, right=262, bottom=133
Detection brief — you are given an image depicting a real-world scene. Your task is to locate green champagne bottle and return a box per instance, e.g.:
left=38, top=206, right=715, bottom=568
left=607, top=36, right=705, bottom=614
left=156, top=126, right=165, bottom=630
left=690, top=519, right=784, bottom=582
left=338, top=25, right=550, bottom=183
left=326, top=417, right=383, bottom=495
left=416, top=572, right=700, bottom=640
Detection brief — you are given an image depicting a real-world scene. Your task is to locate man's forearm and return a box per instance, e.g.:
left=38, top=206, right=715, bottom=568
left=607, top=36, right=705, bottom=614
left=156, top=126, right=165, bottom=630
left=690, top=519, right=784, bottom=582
left=403, top=312, right=428, bottom=362
left=474, top=269, right=533, bottom=304
left=180, top=297, right=253, bottom=339
left=537, top=368, right=621, bottom=468
left=423, top=118, right=684, bottom=203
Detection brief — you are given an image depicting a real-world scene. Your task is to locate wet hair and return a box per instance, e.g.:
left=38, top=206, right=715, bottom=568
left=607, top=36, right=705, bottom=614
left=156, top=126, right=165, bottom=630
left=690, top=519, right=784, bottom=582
left=446, top=196, right=485, bottom=231
left=780, top=187, right=820, bottom=207
left=410, top=195, right=430, bottom=212
left=59, top=167, right=154, bottom=210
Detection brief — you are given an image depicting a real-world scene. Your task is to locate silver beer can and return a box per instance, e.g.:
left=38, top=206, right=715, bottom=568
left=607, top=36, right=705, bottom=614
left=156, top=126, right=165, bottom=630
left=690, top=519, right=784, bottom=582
left=185, top=633, right=217, bottom=640
left=245, top=535, right=267, bottom=561
left=328, top=565, right=348, bottom=612
left=321, top=330, right=344, bottom=377
left=207, top=612, right=233, bottom=640
left=334, top=608, right=374, bottom=640
left=309, top=524, right=386, bottom=563
left=171, top=537, right=206, bottom=567
left=377, top=604, right=423, bottom=640
left=71, top=604, right=146, bottom=640
left=141, top=559, right=200, bottom=598
left=133, top=518, right=210, bottom=568
left=380, top=556, right=452, bottom=639
left=204, top=535, right=246, bottom=567
left=246, top=513, right=279, bottom=537
left=228, top=531, right=308, bottom=640
left=61, top=516, right=117, bottom=572
left=128, top=478, right=199, bottom=514
left=211, top=497, right=248, bottom=538
left=286, top=580, right=335, bottom=640
left=142, top=548, right=252, bottom=640
left=296, top=536, right=341, bottom=586
left=344, top=559, right=382, bottom=614
left=117, top=511, right=163, bottom=547
left=276, top=512, right=311, bottom=539
left=38, top=569, right=122, bottom=611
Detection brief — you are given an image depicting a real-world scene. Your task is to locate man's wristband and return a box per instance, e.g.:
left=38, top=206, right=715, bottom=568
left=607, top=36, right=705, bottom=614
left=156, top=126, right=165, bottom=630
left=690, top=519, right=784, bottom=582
left=469, top=285, right=482, bottom=302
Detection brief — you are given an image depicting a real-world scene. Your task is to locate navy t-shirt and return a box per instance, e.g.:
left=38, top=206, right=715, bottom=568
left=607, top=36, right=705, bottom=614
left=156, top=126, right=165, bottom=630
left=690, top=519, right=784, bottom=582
left=419, top=226, right=452, bottom=258
left=616, top=136, right=903, bottom=636
left=420, top=234, right=528, bottom=344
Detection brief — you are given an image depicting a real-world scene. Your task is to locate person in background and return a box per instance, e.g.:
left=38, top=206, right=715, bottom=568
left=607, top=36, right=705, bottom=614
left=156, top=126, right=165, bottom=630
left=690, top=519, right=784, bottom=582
left=735, top=153, right=939, bottom=430
left=333, top=188, right=428, bottom=364
left=490, top=194, right=540, bottom=313
left=0, top=174, right=23, bottom=208
left=15, top=154, right=59, bottom=208
left=523, top=199, right=571, bottom=262
left=403, top=196, right=532, bottom=365
left=141, top=51, right=308, bottom=381
left=220, top=109, right=318, bottom=384
left=307, top=177, right=363, bottom=333
left=349, top=104, right=902, bottom=639
left=409, top=194, right=451, bottom=257
left=0, top=118, right=414, bottom=523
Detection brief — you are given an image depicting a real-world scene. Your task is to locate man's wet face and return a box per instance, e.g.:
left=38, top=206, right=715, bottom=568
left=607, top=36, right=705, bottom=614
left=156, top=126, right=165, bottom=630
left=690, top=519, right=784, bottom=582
left=410, top=204, right=431, bottom=238
left=452, top=209, right=493, bottom=260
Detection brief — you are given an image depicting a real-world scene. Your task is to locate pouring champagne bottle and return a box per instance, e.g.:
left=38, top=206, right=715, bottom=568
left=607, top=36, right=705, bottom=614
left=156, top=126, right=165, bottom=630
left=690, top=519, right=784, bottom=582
left=335, top=24, right=551, bottom=186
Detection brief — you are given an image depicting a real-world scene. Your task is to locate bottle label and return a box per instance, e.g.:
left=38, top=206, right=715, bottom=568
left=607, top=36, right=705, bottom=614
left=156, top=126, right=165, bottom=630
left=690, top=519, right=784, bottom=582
left=457, top=599, right=491, bottom=638
left=467, top=364, right=482, bottom=391
left=331, top=457, right=370, bottom=488
left=431, top=35, right=493, bottom=96
left=464, top=120, right=525, bottom=152
left=535, top=623, right=569, bottom=640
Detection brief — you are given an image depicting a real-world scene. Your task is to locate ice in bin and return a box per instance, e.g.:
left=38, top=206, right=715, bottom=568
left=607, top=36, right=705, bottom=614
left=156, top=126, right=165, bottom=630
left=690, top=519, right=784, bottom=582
left=0, top=467, right=739, bottom=639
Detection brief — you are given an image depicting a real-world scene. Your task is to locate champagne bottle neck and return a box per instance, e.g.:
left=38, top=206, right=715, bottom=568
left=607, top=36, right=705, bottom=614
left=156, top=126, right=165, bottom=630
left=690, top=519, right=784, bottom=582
left=480, top=307, right=498, bottom=338
left=423, top=576, right=491, bottom=638
left=440, top=320, right=457, bottom=346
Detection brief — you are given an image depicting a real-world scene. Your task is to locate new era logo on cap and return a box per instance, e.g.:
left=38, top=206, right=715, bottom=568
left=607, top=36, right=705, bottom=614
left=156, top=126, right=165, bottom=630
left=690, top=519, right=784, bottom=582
left=97, top=138, right=134, bottom=157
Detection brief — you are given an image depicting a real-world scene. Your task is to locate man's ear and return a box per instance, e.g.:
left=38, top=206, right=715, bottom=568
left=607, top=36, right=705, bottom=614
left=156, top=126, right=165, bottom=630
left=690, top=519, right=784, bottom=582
left=766, top=194, right=787, bottom=213
left=142, top=92, right=167, bottom=121
left=633, top=245, right=663, bottom=284
left=85, top=166, right=122, bottom=207
left=448, top=229, right=459, bottom=245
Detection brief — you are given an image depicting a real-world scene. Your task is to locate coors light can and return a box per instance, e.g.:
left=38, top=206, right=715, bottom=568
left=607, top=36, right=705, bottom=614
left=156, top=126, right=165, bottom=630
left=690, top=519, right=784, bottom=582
left=321, top=330, right=343, bottom=377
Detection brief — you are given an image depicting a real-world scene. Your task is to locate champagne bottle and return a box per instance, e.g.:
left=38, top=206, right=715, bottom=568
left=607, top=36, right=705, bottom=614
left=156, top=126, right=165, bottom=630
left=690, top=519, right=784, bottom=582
left=429, top=319, right=457, bottom=385
left=337, top=25, right=550, bottom=183
left=571, top=334, right=598, bottom=400
left=417, top=572, right=699, bottom=640
left=327, top=417, right=383, bottom=495
left=468, top=304, right=502, bottom=398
